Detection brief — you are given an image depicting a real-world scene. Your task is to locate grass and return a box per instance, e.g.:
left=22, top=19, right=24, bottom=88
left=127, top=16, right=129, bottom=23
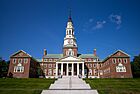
left=0, top=78, right=56, bottom=94
left=85, top=78, right=140, bottom=94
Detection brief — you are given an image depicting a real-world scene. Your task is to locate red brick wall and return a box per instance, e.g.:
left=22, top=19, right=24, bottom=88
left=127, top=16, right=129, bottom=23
left=100, top=51, right=133, bottom=78
left=8, top=57, right=31, bottom=78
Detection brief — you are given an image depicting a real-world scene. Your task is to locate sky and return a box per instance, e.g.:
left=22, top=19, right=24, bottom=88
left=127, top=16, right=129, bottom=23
left=0, top=0, right=140, bottom=61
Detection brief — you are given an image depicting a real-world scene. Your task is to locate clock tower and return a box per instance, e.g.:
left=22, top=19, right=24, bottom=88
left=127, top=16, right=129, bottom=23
left=63, top=15, right=78, bottom=57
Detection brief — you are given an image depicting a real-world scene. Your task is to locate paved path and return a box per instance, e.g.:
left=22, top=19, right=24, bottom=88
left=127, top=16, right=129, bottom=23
left=41, top=76, right=98, bottom=94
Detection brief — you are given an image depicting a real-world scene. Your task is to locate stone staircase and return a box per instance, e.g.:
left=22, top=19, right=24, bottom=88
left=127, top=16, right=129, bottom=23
left=41, top=76, right=98, bottom=94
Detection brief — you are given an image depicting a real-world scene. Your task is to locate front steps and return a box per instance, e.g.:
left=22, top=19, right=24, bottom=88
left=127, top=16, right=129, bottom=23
left=41, top=76, right=98, bottom=94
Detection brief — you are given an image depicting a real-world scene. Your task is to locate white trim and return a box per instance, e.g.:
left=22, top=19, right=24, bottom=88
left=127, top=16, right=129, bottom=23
left=10, top=50, right=32, bottom=57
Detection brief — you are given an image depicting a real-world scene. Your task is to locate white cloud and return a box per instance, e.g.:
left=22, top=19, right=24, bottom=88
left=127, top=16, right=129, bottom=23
left=109, top=14, right=122, bottom=25
left=92, top=20, right=106, bottom=30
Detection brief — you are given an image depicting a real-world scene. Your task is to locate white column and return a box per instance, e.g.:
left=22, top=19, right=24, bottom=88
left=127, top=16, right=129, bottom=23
left=67, top=63, right=68, bottom=76
left=77, top=63, right=79, bottom=76
left=56, top=63, right=58, bottom=77
left=82, top=63, right=84, bottom=77
left=61, top=63, right=63, bottom=75
left=72, top=63, right=74, bottom=76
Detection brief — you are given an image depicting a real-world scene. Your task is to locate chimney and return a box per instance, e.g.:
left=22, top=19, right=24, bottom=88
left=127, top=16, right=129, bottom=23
left=94, top=49, right=96, bottom=56
left=44, top=49, right=47, bottom=56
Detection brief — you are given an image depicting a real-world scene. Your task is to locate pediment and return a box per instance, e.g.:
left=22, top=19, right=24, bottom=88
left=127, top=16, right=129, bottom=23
left=58, top=56, right=83, bottom=62
left=10, top=50, right=32, bottom=58
left=111, top=50, right=130, bottom=57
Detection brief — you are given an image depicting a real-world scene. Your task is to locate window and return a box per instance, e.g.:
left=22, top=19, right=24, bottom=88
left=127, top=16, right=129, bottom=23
left=48, top=69, right=52, bottom=75
left=67, top=49, right=74, bottom=56
left=48, top=64, right=52, bottom=68
left=118, top=58, right=122, bottom=63
left=94, top=69, right=97, bottom=75
left=49, top=59, right=52, bottom=62
left=124, top=59, right=127, bottom=64
left=88, top=58, right=92, bottom=62
left=18, top=59, right=22, bottom=63
left=53, top=69, right=56, bottom=75
left=69, top=30, right=71, bottom=35
left=112, top=59, right=116, bottom=64
left=88, top=64, right=92, bottom=68
left=116, top=63, right=126, bottom=72
left=24, top=58, right=28, bottom=63
left=13, top=59, right=17, bottom=64
left=44, top=59, right=47, bottom=62
left=89, top=69, right=92, bottom=75
left=14, top=63, right=24, bottom=72
left=93, top=63, right=97, bottom=68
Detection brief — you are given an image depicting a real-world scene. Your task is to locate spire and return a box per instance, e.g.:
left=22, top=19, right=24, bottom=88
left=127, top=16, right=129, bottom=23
left=68, top=8, right=72, bottom=22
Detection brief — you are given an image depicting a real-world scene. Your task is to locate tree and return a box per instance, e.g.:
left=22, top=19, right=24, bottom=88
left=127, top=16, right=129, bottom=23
left=131, top=54, right=140, bottom=78
left=0, top=58, right=9, bottom=78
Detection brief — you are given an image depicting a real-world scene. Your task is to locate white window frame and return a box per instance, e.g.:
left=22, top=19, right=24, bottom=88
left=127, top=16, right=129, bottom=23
left=112, top=58, right=116, bottom=64
left=118, top=58, right=122, bottom=63
left=13, top=59, right=17, bottom=64
left=24, top=58, right=28, bottom=63
left=89, top=69, right=92, bottom=75
left=88, top=64, right=92, bottom=68
left=93, top=63, right=97, bottom=68
left=48, top=69, right=52, bottom=75
left=18, top=59, right=22, bottom=64
left=48, top=64, right=52, bottom=68
left=116, top=63, right=126, bottom=72
left=124, top=59, right=127, bottom=64
left=14, top=63, right=24, bottom=72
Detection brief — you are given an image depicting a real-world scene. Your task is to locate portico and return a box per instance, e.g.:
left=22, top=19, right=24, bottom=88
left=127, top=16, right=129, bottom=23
left=56, top=56, right=85, bottom=78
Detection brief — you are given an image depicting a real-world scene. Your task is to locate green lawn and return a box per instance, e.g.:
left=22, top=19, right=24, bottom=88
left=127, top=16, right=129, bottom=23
left=0, top=78, right=56, bottom=94
left=85, top=78, right=140, bottom=94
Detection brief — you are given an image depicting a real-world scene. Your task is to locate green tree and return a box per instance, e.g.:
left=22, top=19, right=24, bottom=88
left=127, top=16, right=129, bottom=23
left=131, top=54, right=140, bottom=78
left=0, top=58, right=9, bottom=78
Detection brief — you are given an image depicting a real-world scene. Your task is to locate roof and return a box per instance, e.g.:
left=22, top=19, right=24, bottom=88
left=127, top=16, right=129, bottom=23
left=43, top=54, right=63, bottom=58
left=103, top=50, right=130, bottom=62
left=36, top=59, right=42, bottom=62
left=10, top=50, right=32, bottom=57
left=78, top=54, right=99, bottom=59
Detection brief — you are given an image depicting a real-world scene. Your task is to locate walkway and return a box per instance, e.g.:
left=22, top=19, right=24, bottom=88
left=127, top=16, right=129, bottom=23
left=41, top=76, right=98, bottom=94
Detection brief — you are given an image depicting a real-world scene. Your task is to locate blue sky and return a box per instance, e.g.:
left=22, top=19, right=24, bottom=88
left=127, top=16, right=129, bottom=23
left=0, top=0, right=140, bottom=61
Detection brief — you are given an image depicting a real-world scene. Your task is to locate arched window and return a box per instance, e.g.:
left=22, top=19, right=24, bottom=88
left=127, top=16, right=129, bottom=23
left=14, top=63, right=24, bottom=72
left=69, top=30, right=71, bottom=35
left=67, top=49, right=74, bottom=56
left=116, top=63, right=126, bottom=72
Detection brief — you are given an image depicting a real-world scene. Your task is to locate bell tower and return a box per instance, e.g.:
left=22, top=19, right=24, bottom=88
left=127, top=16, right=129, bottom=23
left=63, top=13, right=78, bottom=57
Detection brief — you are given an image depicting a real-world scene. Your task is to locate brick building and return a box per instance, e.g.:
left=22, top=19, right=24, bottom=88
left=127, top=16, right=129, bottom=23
left=8, top=15, right=132, bottom=78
